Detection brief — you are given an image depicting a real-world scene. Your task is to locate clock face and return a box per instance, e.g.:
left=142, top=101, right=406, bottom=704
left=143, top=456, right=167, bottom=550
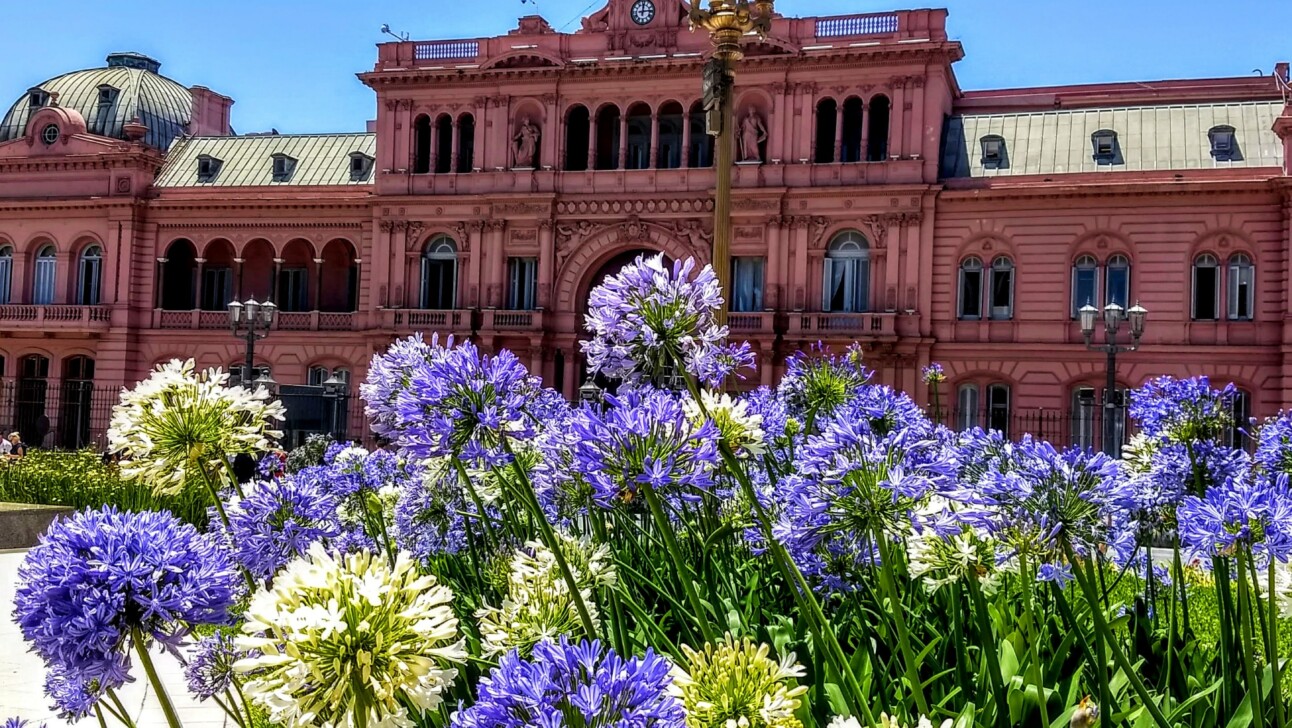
left=630, top=0, right=655, bottom=25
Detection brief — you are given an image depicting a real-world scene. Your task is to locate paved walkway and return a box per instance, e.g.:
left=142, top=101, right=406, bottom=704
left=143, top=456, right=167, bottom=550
left=0, top=549, right=229, bottom=727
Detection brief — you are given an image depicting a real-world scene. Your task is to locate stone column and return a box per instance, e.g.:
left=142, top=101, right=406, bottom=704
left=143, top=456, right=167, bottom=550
left=466, top=221, right=484, bottom=308
left=910, top=77, right=927, bottom=164
left=617, top=114, right=628, bottom=169
left=194, top=257, right=205, bottom=309
left=487, top=220, right=507, bottom=308
left=833, top=102, right=844, bottom=163
left=765, top=218, right=782, bottom=309
left=890, top=78, right=907, bottom=159
left=562, top=346, right=578, bottom=396
left=859, top=100, right=871, bottom=160
left=790, top=217, right=810, bottom=310
left=233, top=257, right=243, bottom=301
left=312, top=257, right=324, bottom=311
left=770, top=83, right=786, bottom=162
left=449, top=120, right=460, bottom=173
left=587, top=115, right=599, bottom=170
left=801, top=83, right=818, bottom=164
left=681, top=112, right=692, bottom=167
left=649, top=112, right=660, bottom=168
left=155, top=257, right=167, bottom=308
left=429, top=118, right=440, bottom=173
left=537, top=220, right=555, bottom=309
left=271, top=258, right=284, bottom=305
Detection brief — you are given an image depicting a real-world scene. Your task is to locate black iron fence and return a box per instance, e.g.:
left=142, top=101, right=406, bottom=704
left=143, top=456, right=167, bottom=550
left=275, top=386, right=373, bottom=449
left=931, top=406, right=1139, bottom=454
left=0, top=379, right=119, bottom=450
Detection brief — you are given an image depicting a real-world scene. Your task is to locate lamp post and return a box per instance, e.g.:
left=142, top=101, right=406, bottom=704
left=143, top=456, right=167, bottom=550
left=227, top=298, right=277, bottom=386
left=1079, top=300, right=1147, bottom=457
left=690, top=0, right=774, bottom=326
left=578, top=376, right=603, bottom=408
left=322, top=372, right=348, bottom=439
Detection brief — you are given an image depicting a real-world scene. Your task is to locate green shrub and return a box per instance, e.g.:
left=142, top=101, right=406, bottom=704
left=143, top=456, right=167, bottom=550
left=0, top=449, right=209, bottom=526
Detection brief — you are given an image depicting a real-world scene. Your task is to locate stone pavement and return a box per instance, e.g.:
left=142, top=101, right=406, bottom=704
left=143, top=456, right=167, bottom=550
left=0, top=549, right=230, bottom=727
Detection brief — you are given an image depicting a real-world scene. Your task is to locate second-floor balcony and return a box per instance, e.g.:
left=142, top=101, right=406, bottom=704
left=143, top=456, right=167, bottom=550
left=0, top=305, right=112, bottom=331
left=483, top=309, right=544, bottom=331
left=382, top=309, right=471, bottom=332
left=153, top=309, right=360, bottom=332
left=788, top=311, right=897, bottom=338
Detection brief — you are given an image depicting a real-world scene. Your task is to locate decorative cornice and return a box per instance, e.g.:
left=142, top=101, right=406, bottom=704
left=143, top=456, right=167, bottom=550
left=156, top=221, right=365, bottom=229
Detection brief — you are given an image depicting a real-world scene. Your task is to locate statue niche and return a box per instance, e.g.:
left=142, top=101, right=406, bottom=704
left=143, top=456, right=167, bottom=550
left=511, top=116, right=541, bottom=169
left=737, top=108, right=768, bottom=163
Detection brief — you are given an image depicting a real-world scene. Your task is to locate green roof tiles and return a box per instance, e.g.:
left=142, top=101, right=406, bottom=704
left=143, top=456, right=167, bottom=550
left=156, top=133, right=376, bottom=187
left=940, top=101, right=1284, bottom=178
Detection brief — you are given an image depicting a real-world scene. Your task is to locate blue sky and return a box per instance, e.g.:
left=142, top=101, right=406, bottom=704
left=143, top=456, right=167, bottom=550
left=3, top=1, right=1290, bottom=134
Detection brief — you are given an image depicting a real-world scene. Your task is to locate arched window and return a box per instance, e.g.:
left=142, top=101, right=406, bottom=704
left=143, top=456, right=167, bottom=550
left=657, top=101, right=684, bottom=170
left=420, top=236, right=458, bottom=309
left=1228, top=253, right=1254, bottom=321
left=866, top=95, right=890, bottom=161
left=1071, top=255, right=1099, bottom=317
left=625, top=103, right=651, bottom=170
left=456, top=114, right=475, bottom=173
left=0, top=246, right=12, bottom=304
left=1105, top=254, right=1130, bottom=308
left=77, top=245, right=102, bottom=305
left=1071, top=386, right=1096, bottom=450
left=687, top=101, right=711, bottom=168
left=814, top=98, right=837, bottom=163
left=986, top=383, right=1011, bottom=436
left=1192, top=253, right=1220, bottom=321
left=60, top=355, right=95, bottom=448
left=32, top=246, right=56, bottom=305
left=956, top=383, right=979, bottom=431
left=434, top=115, right=453, bottom=173
left=990, top=256, right=1014, bottom=320
left=1228, top=387, right=1251, bottom=449
left=840, top=97, right=863, bottom=163
left=822, top=231, right=870, bottom=313
left=595, top=106, right=621, bottom=170
left=564, top=105, right=590, bottom=171
left=412, top=115, right=431, bottom=174
left=14, top=354, right=49, bottom=447
left=957, top=257, right=983, bottom=319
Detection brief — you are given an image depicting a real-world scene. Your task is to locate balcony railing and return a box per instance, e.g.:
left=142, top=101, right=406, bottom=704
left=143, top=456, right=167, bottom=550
left=0, top=305, right=111, bottom=328
left=814, top=12, right=900, bottom=38
left=788, top=311, right=897, bottom=336
left=153, top=309, right=356, bottom=331
left=483, top=309, right=544, bottom=331
left=384, top=309, right=468, bottom=331
left=728, top=312, right=776, bottom=335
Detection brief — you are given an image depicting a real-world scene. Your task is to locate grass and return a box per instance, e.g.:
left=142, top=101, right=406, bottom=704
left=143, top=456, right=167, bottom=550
left=0, top=449, right=210, bottom=527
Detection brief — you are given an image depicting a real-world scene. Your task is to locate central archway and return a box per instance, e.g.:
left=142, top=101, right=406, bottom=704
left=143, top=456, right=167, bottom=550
left=580, top=248, right=668, bottom=313
left=555, top=220, right=705, bottom=313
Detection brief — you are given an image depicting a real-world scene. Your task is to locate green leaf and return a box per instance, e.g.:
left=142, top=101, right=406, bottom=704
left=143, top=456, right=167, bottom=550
left=999, top=639, right=1020, bottom=684
left=823, top=683, right=849, bottom=718
left=1169, top=678, right=1223, bottom=721
left=1223, top=690, right=1252, bottom=728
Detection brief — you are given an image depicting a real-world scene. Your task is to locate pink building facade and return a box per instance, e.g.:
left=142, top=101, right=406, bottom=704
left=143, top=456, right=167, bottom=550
left=0, top=6, right=1290, bottom=449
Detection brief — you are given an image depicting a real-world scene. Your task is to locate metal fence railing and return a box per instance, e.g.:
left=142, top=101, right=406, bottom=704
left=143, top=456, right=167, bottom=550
left=0, top=379, right=119, bottom=450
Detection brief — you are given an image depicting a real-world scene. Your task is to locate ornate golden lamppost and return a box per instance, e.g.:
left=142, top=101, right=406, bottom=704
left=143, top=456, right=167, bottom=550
left=690, top=0, right=774, bottom=325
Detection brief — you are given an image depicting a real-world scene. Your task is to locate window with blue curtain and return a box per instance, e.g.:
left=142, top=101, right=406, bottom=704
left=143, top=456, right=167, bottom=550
left=32, top=246, right=56, bottom=305
left=823, top=231, right=870, bottom=312
left=730, top=257, right=764, bottom=313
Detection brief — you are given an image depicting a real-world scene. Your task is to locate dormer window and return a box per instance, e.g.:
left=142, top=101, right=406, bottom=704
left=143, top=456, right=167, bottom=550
left=349, top=152, right=374, bottom=181
left=1091, top=129, right=1119, bottom=164
left=979, top=134, right=1006, bottom=168
left=197, top=154, right=222, bottom=182
left=1209, top=125, right=1238, bottom=161
left=28, top=89, right=48, bottom=108
left=97, top=85, right=119, bottom=105
left=271, top=153, right=296, bottom=182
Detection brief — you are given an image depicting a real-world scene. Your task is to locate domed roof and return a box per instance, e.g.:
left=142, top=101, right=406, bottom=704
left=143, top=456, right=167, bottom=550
left=0, top=53, right=193, bottom=150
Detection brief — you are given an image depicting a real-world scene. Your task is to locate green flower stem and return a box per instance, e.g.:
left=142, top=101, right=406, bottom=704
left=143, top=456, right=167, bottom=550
left=1062, top=541, right=1171, bottom=728
left=1269, top=560, right=1287, bottom=728
left=211, top=691, right=247, bottom=728
left=590, top=505, right=630, bottom=654
left=1215, top=554, right=1240, bottom=713
left=1236, top=550, right=1266, bottom=728
left=947, top=585, right=972, bottom=699
left=232, top=679, right=258, bottom=728
left=873, top=530, right=931, bottom=716
left=93, top=703, right=110, bottom=728
left=639, top=481, right=718, bottom=645
left=1018, top=555, right=1050, bottom=727
left=501, top=451, right=599, bottom=640
left=102, top=690, right=137, bottom=728
left=449, top=458, right=501, bottom=552
left=131, top=628, right=183, bottom=728
left=197, top=465, right=258, bottom=593
left=966, top=572, right=1010, bottom=726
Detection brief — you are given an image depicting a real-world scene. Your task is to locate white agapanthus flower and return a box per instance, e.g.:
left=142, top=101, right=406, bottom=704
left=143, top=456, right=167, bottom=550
left=906, top=524, right=1001, bottom=594
left=669, top=635, right=807, bottom=728
left=234, top=543, right=466, bottom=728
left=107, top=358, right=284, bottom=495
left=829, top=715, right=952, bottom=728
left=476, top=536, right=616, bottom=657
left=684, top=390, right=766, bottom=458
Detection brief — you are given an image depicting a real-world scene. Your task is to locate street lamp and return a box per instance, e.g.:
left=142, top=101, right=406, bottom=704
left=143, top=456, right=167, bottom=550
left=322, top=372, right=348, bottom=439
left=228, top=298, right=277, bottom=386
left=1080, top=300, right=1147, bottom=457
left=690, top=0, right=775, bottom=326
left=579, top=376, right=603, bottom=408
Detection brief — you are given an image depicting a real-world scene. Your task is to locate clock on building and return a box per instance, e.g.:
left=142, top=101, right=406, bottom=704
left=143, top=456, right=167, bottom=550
left=630, top=0, right=655, bottom=25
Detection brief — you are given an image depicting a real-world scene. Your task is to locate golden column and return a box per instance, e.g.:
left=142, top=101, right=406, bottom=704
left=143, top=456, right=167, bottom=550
left=690, top=0, right=774, bottom=326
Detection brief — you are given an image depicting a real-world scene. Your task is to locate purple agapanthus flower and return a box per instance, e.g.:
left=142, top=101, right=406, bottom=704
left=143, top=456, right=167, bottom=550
left=1255, top=410, right=1292, bottom=477
left=1129, top=375, right=1238, bottom=442
left=451, top=637, right=685, bottom=728
left=572, top=387, right=719, bottom=508
left=184, top=632, right=254, bottom=701
left=1178, top=472, right=1292, bottom=562
left=1037, top=562, right=1074, bottom=589
left=922, top=362, right=946, bottom=384
left=5, top=718, right=47, bottom=728
left=223, top=476, right=342, bottom=582
left=360, top=333, right=445, bottom=440
left=43, top=663, right=113, bottom=723
left=393, top=460, right=477, bottom=560
left=13, top=507, right=240, bottom=695
left=581, top=253, right=732, bottom=386
left=777, top=343, right=872, bottom=426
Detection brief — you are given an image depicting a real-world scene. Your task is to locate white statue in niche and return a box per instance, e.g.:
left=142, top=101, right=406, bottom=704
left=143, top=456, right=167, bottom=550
left=512, top=116, right=540, bottom=168
left=738, top=109, right=767, bottom=163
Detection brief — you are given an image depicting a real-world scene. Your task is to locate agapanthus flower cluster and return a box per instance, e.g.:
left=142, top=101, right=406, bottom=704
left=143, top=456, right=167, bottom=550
left=1129, top=375, right=1237, bottom=442
left=476, top=536, right=616, bottom=657
left=582, top=253, right=748, bottom=386
left=921, top=362, right=946, bottom=385
left=393, top=457, right=476, bottom=560
left=906, top=522, right=1001, bottom=594
left=223, top=475, right=342, bottom=581
left=777, top=343, right=871, bottom=426
left=670, top=635, right=808, bottom=728
left=42, top=664, right=111, bottom=722
left=360, top=333, right=442, bottom=439
left=574, top=387, right=720, bottom=508
left=184, top=632, right=254, bottom=701
left=1255, top=410, right=1292, bottom=476
left=1177, top=471, right=1292, bottom=561
left=684, top=390, right=767, bottom=458
left=235, top=544, right=466, bottom=728
left=106, top=359, right=285, bottom=495
left=454, top=637, right=683, bottom=728
left=830, top=716, right=953, bottom=728
left=14, top=506, right=240, bottom=700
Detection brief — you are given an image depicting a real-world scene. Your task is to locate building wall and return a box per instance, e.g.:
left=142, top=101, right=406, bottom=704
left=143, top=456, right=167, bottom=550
left=0, top=3, right=1288, bottom=449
